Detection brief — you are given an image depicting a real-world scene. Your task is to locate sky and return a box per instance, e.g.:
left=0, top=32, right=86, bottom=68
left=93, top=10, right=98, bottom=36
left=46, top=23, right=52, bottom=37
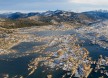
left=0, top=0, right=108, bottom=13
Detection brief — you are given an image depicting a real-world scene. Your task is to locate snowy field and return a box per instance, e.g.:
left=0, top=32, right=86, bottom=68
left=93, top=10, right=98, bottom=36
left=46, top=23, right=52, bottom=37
left=76, top=20, right=108, bottom=49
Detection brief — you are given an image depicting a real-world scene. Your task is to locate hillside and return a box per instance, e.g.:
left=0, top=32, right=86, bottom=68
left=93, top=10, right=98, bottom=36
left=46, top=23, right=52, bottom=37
left=0, top=10, right=108, bottom=29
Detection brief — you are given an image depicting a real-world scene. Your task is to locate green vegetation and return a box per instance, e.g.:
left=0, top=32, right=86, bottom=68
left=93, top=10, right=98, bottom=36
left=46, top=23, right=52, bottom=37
left=0, top=19, right=53, bottom=29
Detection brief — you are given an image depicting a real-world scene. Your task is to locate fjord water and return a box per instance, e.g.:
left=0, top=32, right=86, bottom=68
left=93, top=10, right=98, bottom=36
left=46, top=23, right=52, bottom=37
left=0, top=29, right=108, bottom=78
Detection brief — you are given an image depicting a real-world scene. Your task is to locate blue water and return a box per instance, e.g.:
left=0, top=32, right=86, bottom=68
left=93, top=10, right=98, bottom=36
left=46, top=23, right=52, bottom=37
left=79, top=39, right=108, bottom=60
left=11, top=42, right=46, bottom=53
left=0, top=29, right=108, bottom=78
left=30, top=30, right=76, bottom=36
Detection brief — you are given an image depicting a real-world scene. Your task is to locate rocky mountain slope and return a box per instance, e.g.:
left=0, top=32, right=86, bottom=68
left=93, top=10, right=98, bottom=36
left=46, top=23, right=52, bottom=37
left=0, top=10, right=108, bottom=28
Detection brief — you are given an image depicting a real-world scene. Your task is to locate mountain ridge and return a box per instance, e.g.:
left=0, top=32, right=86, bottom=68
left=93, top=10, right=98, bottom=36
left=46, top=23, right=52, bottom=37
left=0, top=10, right=108, bottom=29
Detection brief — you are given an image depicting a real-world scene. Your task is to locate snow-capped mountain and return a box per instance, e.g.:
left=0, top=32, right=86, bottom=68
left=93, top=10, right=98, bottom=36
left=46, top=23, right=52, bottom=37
left=0, top=10, right=108, bottom=25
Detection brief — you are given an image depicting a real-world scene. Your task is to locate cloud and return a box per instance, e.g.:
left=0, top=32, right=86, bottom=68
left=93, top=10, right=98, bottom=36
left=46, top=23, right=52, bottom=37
left=0, top=0, right=108, bottom=12
left=69, top=0, right=108, bottom=5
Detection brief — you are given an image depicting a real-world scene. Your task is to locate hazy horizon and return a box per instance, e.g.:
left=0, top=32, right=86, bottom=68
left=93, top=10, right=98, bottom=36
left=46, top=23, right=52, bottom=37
left=0, top=0, right=108, bottom=13
left=0, top=9, right=108, bottom=14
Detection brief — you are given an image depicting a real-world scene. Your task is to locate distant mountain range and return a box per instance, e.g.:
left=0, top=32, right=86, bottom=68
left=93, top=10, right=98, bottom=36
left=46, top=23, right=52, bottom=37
left=0, top=10, right=108, bottom=28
